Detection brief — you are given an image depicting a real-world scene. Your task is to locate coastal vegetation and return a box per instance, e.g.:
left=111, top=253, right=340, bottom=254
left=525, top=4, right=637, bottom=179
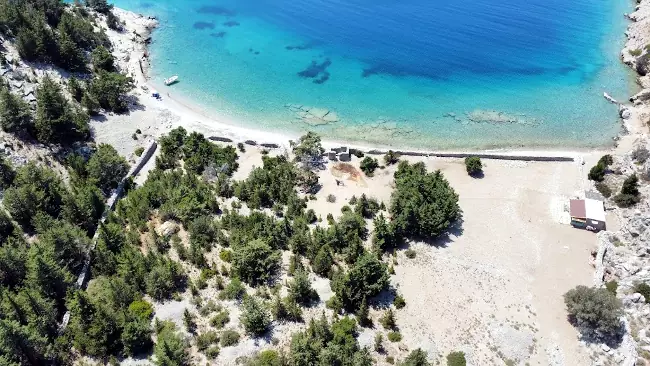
left=464, top=156, right=482, bottom=176
left=588, top=154, right=613, bottom=182
left=564, top=285, right=623, bottom=338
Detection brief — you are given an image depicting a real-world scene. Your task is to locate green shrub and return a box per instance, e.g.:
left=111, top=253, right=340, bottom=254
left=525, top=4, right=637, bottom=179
left=634, top=283, right=650, bottom=303
left=464, top=156, right=482, bottom=176
left=605, top=280, right=618, bottom=295
left=134, top=147, right=145, bottom=157
left=595, top=182, right=612, bottom=198
left=384, top=150, right=400, bottom=165
left=380, top=309, right=396, bottom=330
left=390, top=161, right=460, bottom=240
left=360, top=157, right=379, bottom=176
left=405, top=248, right=416, bottom=259
left=219, top=249, right=232, bottom=263
left=630, top=48, right=643, bottom=57
left=219, top=278, right=245, bottom=300
left=387, top=331, right=402, bottom=342
left=128, top=300, right=154, bottom=320
left=402, top=349, right=430, bottom=366
left=195, top=331, right=219, bottom=351
left=210, top=311, right=230, bottom=329
left=588, top=155, right=613, bottom=182
left=232, top=239, right=281, bottom=286
left=394, top=295, right=406, bottom=309
left=205, top=346, right=220, bottom=359
left=237, top=142, right=245, bottom=153
left=563, top=285, right=622, bottom=337
left=447, top=351, right=467, bottom=366
left=240, top=296, right=271, bottom=336
left=220, top=329, right=240, bottom=347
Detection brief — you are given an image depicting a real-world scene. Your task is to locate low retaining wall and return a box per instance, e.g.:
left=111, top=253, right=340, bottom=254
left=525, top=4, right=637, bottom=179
left=366, top=149, right=575, bottom=162
left=59, top=141, right=157, bottom=332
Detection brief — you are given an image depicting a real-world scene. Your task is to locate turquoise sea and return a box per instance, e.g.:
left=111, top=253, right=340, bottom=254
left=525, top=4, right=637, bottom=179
left=112, top=0, right=635, bottom=149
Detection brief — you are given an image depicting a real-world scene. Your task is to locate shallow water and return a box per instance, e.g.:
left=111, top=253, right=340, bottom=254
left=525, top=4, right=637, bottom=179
left=113, top=0, right=635, bottom=149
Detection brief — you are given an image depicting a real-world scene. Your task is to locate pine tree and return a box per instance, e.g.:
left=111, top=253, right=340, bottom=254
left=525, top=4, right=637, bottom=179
left=0, top=88, right=33, bottom=133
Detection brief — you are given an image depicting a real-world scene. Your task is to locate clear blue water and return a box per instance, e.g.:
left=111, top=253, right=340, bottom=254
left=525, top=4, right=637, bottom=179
left=112, top=0, right=635, bottom=149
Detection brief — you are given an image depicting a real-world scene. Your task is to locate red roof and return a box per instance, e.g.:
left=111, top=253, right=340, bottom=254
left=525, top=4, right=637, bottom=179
left=570, top=199, right=586, bottom=218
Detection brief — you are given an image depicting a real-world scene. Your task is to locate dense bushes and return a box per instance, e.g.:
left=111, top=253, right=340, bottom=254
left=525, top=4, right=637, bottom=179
left=331, top=252, right=389, bottom=311
left=564, top=285, right=623, bottom=337
left=390, top=161, right=461, bottom=240
left=464, top=156, right=482, bottom=176
left=613, top=174, right=641, bottom=207
left=234, top=155, right=299, bottom=209
left=0, top=87, right=32, bottom=133
left=360, top=156, right=379, bottom=176
left=87, top=144, right=130, bottom=194
left=288, top=315, right=372, bottom=365
left=588, top=155, right=613, bottom=182
left=35, top=76, right=90, bottom=144
left=156, top=127, right=238, bottom=175
left=232, top=239, right=281, bottom=286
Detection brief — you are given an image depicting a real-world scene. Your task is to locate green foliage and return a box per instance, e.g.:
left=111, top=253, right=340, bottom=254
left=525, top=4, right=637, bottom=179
left=86, top=71, right=134, bottom=113
left=195, top=330, right=219, bottom=351
left=312, top=245, right=333, bottom=277
left=219, top=278, right=245, bottom=300
left=588, top=155, right=613, bottom=182
left=128, top=300, right=154, bottom=320
left=234, top=155, right=299, bottom=209
left=332, top=252, right=389, bottom=311
left=156, top=128, right=239, bottom=174
left=205, top=345, right=220, bottom=359
left=288, top=270, right=319, bottom=305
left=144, top=256, right=186, bottom=300
left=135, top=147, right=145, bottom=157
left=220, top=249, right=233, bottom=262
left=287, top=314, right=370, bottom=365
left=384, top=150, right=400, bottom=165
left=405, top=248, right=416, bottom=259
left=220, top=329, right=241, bottom=347
left=271, top=294, right=303, bottom=322
left=240, top=296, right=271, bottom=336
left=68, top=76, right=84, bottom=102
left=446, top=351, right=466, bottom=366
left=634, top=283, right=650, bottom=303
left=387, top=331, right=402, bottom=342
left=154, top=322, right=190, bottom=366
left=360, top=156, right=379, bottom=176
left=118, top=167, right=218, bottom=227
left=394, top=294, right=406, bottom=309
left=390, top=161, right=461, bottom=240
left=374, top=333, right=384, bottom=352
left=291, top=132, right=325, bottom=169
left=243, top=350, right=283, bottom=366
left=35, top=76, right=89, bottom=144
left=0, top=87, right=32, bottom=133
left=183, top=309, right=196, bottom=334
left=563, top=285, right=623, bottom=337
left=87, top=144, right=130, bottom=195
left=614, top=174, right=641, bottom=207
left=210, top=310, right=230, bottom=329
left=3, top=162, right=66, bottom=231
left=605, top=280, right=618, bottom=295
left=402, top=349, right=430, bottom=366
left=379, top=309, right=396, bottom=330
left=356, top=297, right=370, bottom=327
left=0, top=155, right=15, bottom=190
left=595, top=182, right=612, bottom=198
left=232, top=239, right=281, bottom=286
left=373, top=213, right=399, bottom=252
left=464, top=156, right=482, bottom=175
left=91, top=45, right=115, bottom=71
left=353, top=193, right=381, bottom=219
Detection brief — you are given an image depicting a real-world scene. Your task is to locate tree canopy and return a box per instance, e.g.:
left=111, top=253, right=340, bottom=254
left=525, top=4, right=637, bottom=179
left=390, top=161, right=461, bottom=240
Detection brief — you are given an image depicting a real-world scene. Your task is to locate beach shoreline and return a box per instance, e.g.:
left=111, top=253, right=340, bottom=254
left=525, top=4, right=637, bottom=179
left=104, top=7, right=639, bottom=160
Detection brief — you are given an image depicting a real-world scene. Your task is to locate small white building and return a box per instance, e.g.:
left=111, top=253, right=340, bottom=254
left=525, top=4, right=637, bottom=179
left=570, top=198, right=606, bottom=231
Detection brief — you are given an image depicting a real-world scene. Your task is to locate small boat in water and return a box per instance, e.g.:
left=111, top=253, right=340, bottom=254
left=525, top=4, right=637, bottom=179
left=164, top=75, right=178, bottom=86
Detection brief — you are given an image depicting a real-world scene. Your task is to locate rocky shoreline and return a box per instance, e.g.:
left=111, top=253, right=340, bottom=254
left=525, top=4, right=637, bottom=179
left=581, top=0, right=650, bottom=364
